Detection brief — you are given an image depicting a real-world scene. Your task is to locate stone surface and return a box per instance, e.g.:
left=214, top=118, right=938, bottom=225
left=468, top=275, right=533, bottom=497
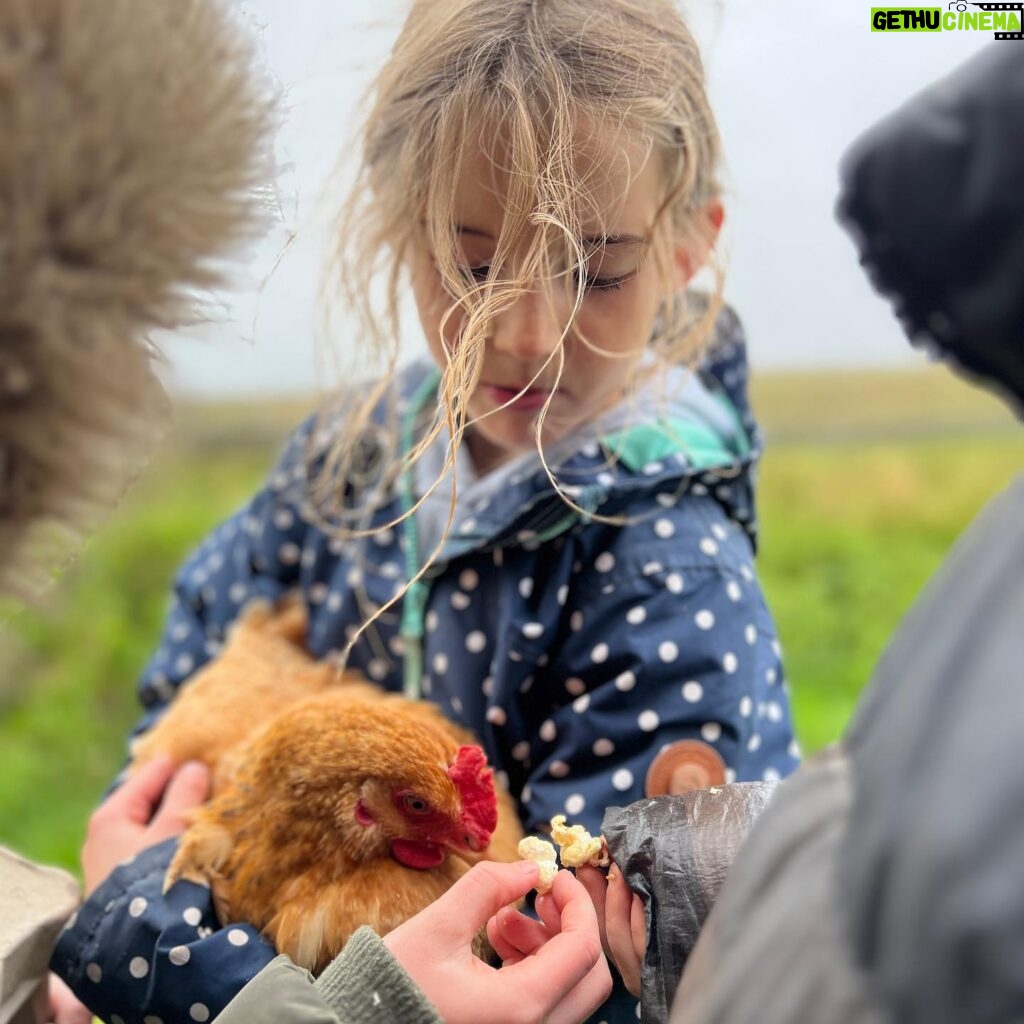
left=0, top=846, right=80, bottom=1024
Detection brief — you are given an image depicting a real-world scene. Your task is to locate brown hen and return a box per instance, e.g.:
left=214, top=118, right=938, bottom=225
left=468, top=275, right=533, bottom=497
left=131, top=596, right=524, bottom=973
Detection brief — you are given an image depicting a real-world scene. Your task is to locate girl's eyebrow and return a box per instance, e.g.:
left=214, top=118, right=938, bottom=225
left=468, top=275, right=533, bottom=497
left=454, top=223, right=646, bottom=246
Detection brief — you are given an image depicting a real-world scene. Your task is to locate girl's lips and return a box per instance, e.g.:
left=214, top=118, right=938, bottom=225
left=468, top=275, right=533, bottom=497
left=482, top=384, right=554, bottom=412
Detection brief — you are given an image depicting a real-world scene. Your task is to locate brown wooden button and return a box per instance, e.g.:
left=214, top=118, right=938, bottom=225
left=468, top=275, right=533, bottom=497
left=645, top=739, right=727, bottom=796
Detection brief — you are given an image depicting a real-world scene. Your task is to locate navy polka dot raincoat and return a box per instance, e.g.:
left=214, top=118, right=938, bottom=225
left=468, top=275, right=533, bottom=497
left=53, top=312, right=799, bottom=1023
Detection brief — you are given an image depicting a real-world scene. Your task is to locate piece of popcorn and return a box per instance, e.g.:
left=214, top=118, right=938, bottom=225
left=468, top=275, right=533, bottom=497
left=550, top=814, right=610, bottom=869
left=517, top=835, right=558, bottom=893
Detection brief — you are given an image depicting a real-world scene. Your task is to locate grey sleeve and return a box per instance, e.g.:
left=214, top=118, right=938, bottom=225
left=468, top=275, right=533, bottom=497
left=315, top=928, right=444, bottom=1024
left=218, top=929, right=443, bottom=1024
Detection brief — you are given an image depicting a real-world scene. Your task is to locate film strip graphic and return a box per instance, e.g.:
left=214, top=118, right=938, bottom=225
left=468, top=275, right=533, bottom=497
left=970, top=1, right=1024, bottom=38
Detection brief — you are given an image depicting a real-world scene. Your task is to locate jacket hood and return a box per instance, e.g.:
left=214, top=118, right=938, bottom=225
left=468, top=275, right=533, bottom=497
left=838, top=44, right=1024, bottom=414
left=407, top=323, right=761, bottom=561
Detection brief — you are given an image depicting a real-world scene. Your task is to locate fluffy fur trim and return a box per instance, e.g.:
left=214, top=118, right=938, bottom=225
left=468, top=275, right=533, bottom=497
left=0, top=0, right=274, bottom=600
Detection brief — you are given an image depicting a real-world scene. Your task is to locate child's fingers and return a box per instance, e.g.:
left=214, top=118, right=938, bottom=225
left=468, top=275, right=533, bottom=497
left=491, top=905, right=551, bottom=960
left=545, top=956, right=615, bottom=1024
left=98, top=756, right=177, bottom=825
left=427, top=861, right=542, bottom=941
left=149, top=761, right=211, bottom=837
left=387, top=861, right=542, bottom=972
left=536, top=868, right=581, bottom=936
left=534, top=889, right=563, bottom=936
left=630, top=888, right=646, bottom=959
left=575, top=865, right=611, bottom=959
left=605, top=865, right=644, bottom=996
left=48, top=972, right=93, bottom=1024
left=504, top=870, right=611, bottom=1022
left=486, top=910, right=524, bottom=964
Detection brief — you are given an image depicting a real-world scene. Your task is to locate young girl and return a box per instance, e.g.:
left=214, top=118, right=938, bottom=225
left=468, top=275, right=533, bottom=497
left=53, top=1, right=799, bottom=1020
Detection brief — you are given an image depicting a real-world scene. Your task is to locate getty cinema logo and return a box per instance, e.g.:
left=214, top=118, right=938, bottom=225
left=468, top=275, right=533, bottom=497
left=871, top=2, right=1023, bottom=37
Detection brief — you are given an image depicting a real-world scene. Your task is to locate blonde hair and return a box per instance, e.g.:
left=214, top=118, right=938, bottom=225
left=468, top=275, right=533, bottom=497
left=314, top=0, right=723, bottom=542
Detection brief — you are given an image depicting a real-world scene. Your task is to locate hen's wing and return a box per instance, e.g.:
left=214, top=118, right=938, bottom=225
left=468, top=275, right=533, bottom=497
left=129, top=596, right=359, bottom=785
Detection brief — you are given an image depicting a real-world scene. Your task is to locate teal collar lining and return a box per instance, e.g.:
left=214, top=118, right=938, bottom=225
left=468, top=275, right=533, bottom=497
left=393, top=366, right=750, bottom=697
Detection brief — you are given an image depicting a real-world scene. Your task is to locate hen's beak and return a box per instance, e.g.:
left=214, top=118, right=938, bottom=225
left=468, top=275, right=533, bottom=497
left=463, top=831, right=486, bottom=853
left=448, top=824, right=491, bottom=856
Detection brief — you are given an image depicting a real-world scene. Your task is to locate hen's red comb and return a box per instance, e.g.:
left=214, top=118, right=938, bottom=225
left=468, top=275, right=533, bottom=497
left=448, top=745, right=498, bottom=838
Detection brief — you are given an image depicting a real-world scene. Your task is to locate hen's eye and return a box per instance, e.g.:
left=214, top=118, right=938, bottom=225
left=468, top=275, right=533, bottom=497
left=403, top=794, right=430, bottom=814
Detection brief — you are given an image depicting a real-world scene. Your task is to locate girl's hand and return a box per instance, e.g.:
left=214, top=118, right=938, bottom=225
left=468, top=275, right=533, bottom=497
left=576, top=864, right=647, bottom=997
left=82, top=756, right=210, bottom=894
left=384, top=861, right=612, bottom=1024
left=46, top=973, right=92, bottom=1024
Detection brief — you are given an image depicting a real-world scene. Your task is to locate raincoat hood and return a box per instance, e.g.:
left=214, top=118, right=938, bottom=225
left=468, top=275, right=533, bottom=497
left=405, top=324, right=760, bottom=563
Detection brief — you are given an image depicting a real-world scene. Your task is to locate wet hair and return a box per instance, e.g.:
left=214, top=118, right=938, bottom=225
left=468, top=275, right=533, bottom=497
left=313, top=0, right=723, bottom=567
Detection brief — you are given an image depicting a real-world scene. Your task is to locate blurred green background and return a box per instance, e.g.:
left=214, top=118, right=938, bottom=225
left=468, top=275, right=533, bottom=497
left=1, top=367, right=1021, bottom=877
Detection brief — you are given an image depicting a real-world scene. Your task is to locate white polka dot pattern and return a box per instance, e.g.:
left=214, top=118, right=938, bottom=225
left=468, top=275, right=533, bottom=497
left=102, top=368, right=800, bottom=1024
left=654, top=518, right=675, bottom=539
left=701, top=721, right=722, bottom=742
left=168, top=946, right=190, bottom=966
left=615, top=671, right=636, bottom=692
left=638, top=710, right=660, bottom=732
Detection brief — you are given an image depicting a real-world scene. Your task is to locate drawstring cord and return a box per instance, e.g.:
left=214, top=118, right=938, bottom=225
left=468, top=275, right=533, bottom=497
left=397, top=372, right=442, bottom=700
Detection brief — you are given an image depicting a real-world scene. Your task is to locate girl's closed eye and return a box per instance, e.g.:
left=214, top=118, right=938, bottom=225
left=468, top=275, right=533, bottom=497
left=575, top=240, right=648, bottom=294
left=575, top=268, right=635, bottom=293
left=457, top=262, right=639, bottom=293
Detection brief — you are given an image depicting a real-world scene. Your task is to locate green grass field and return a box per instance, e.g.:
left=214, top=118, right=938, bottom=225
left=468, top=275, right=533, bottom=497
left=1, top=367, right=1021, bottom=875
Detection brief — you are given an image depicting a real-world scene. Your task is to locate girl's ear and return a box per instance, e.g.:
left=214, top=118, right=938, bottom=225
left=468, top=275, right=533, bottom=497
left=673, top=199, right=724, bottom=284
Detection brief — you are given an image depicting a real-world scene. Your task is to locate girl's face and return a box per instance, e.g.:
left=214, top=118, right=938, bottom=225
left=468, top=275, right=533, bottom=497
left=409, top=130, right=708, bottom=475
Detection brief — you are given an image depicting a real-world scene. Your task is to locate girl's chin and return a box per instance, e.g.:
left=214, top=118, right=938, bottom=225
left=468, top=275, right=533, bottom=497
left=466, top=421, right=581, bottom=475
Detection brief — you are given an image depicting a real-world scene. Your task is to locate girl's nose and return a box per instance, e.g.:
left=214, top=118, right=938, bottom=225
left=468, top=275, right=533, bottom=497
left=490, top=285, right=564, bottom=362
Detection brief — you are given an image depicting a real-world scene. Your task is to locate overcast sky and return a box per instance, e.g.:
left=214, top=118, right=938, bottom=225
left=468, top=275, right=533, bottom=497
left=160, top=0, right=994, bottom=397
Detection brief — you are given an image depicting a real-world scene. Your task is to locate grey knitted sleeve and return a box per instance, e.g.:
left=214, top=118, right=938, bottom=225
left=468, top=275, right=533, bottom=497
left=218, top=929, right=442, bottom=1024
left=315, top=927, right=443, bottom=1024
